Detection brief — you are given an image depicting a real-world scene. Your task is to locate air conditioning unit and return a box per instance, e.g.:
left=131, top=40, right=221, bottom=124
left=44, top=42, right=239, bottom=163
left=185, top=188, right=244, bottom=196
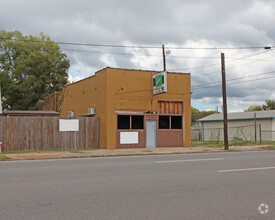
left=68, top=111, right=74, bottom=117
left=88, top=108, right=96, bottom=115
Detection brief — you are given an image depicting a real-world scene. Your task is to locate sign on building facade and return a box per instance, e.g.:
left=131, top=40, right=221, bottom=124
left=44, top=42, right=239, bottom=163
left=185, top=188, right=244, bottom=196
left=153, top=71, right=167, bottom=95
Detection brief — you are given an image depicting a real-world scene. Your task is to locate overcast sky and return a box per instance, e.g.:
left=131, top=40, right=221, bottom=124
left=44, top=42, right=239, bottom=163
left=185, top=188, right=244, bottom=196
left=1, top=0, right=275, bottom=112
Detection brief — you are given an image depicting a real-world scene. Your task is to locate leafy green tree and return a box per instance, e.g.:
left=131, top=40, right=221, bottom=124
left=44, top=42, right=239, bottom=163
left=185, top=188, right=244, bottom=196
left=245, top=105, right=262, bottom=112
left=191, top=107, right=220, bottom=122
left=245, top=100, right=275, bottom=112
left=191, top=107, right=200, bottom=122
left=262, top=99, right=275, bottom=110
left=0, top=30, right=69, bottom=110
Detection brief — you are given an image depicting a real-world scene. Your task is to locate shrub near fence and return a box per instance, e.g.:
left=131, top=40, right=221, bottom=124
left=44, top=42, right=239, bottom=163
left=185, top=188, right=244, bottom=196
left=0, top=116, right=100, bottom=152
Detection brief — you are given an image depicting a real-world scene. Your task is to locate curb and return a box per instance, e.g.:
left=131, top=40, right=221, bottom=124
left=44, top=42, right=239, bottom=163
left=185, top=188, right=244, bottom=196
left=0, top=146, right=269, bottom=162
left=1, top=149, right=226, bottom=161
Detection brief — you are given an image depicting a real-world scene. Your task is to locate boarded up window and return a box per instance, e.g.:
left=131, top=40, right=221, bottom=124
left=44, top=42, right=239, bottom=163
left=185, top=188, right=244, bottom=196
left=158, top=101, right=183, bottom=114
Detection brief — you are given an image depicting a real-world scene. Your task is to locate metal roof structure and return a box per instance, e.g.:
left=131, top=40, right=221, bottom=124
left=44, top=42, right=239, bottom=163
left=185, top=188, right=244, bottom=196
left=198, top=110, right=275, bottom=122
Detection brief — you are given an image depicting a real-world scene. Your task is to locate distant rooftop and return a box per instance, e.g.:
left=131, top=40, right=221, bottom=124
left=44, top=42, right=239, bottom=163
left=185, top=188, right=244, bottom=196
left=198, top=110, right=275, bottom=122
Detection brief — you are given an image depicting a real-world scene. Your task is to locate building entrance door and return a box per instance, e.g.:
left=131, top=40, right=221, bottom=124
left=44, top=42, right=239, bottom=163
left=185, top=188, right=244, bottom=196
left=146, top=120, right=156, bottom=148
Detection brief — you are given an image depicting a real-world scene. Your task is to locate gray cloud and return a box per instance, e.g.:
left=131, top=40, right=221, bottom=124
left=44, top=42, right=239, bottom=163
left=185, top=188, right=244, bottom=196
left=1, top=0, right=275, bottom=111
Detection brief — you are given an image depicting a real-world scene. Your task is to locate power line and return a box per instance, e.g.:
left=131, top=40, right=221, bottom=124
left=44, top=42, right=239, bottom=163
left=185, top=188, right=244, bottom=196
left=191, top=50, right=273, bottom=79
left=0, top=38, right=271, bottom=50
left=63, top=48, right=222, bottom=60
left=192, top=70, right=275, bottom=88
left=192, top=74, right=275, bottom=91
left=169, top=62, right=220, bottom=71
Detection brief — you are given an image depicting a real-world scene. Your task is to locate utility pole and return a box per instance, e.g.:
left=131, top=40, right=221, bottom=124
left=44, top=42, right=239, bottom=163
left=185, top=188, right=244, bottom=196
left=0, top=83, right=2, bottom=114
left=221, top=53, right=229, bottom=150
left=254, top=112, right=257, bottom=142
left=162, top=44, right=166, bottom=71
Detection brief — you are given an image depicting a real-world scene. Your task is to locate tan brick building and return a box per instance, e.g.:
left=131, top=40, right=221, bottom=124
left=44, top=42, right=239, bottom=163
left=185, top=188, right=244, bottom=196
left=41, top=67, right=191, bottom=149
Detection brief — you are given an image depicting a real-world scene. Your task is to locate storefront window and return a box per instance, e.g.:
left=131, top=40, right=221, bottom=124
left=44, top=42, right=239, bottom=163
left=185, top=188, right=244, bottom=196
left=159, top=115, right=182, bottom=129
left=132, top=116, right=144, bottom=129
left=171, top=116, right=182, bottom=129
left=159, top=116, right=170, bottom=129
left=117, top=115, right=144, bottom=129
left=117, top=115, right=130, bottom=129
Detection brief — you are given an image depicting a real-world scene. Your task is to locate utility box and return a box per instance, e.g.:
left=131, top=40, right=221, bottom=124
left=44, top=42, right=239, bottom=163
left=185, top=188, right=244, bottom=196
left=68, top=111, right=74, bottom=117
left=88, top=108, right=96, bottom=115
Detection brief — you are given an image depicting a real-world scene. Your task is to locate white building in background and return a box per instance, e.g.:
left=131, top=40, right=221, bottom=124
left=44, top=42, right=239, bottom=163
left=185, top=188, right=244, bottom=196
left=197, top=110, right=275, bottom=141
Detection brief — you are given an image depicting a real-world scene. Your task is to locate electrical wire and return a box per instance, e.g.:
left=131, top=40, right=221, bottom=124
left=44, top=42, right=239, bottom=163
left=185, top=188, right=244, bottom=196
left=192, top=74, right=275, bottom=91
left=0, top=37, right=271, bottom=50
left=169, top=62, right=221, bottom=71
left=191, top=50, right=273, bottom=79
left=192, top=70, right=275, bottom=88
left=2, top=37, right=273, bottom=78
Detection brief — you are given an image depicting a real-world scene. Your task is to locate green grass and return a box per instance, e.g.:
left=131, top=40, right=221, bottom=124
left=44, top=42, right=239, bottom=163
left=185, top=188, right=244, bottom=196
left=192, top=140, right=275, bottom=151
left=192, top=141, right=223, bottom=148
left=262, top=146, right=275, bottom=150
left=192, top=140, right=259, bottom=148
left=0, top=155, right=10, bottom=159
left=227, top=149, right=241, bottom=152
left=261, top=141, right=275, bottom=145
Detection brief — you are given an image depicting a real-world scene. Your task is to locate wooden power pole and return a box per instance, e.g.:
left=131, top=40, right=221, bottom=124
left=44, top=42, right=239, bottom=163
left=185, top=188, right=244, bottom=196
left=162, top=44, right=166, bottom=71
left=221, top=53, right=229, bottom=150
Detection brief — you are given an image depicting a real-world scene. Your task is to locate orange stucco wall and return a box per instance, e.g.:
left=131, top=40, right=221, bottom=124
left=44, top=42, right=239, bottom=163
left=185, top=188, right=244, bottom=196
left=60, top=70, right=108, bottom=148
left=59, top=67, right=191, bottom=149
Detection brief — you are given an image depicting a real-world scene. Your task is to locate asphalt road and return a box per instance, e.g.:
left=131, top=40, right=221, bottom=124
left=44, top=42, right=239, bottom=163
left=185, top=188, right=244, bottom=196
left=1, top=151, right=275, bottom=220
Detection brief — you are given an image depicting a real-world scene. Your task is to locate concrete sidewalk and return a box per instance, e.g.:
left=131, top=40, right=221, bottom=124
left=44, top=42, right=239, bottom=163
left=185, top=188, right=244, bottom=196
left=0, top=145, right=267, bottom=161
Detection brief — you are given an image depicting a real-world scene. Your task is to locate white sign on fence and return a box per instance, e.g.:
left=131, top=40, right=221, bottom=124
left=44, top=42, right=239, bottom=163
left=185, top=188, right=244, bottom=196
left=59, top=119, right=79, bottom=131
left=120, top=132, right=139, bottom=144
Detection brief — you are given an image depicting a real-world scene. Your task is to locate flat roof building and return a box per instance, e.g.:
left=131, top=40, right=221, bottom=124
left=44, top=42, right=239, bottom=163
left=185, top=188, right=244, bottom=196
left=41, top=67, right=191, bottom=149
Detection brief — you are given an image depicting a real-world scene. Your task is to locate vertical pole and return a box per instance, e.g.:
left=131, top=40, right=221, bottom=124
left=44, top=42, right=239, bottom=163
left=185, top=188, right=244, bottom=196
left=259, top=124, right=262, bottom=145
left=254, top=112, right=257, bottom=143
left=54, top=91, right=57, bottom=112
left=221, top=53, right=229, bottom=150
left=202, top=122, right=205, bottom=141
left=0, top=83, right=2, bottom=114
left=162, top=44, right=166, bottom=71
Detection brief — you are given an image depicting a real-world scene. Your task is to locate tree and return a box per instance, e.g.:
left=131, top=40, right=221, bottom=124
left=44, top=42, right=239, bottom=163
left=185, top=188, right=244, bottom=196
left=0, top=30, right=69, bottom=110
left=191, top=107, right=200, bottom=122
left=262, top=99, right=275, bottom=110
left=245, top=100, right=275, bottom=112
left=191, top=107, right=220, bottom=122
left=245, top=105, right=262, bottom=112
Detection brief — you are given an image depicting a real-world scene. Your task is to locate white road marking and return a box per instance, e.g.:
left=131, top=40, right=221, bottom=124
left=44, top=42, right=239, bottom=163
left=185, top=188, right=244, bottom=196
left=219, top=166, right=275, bottom=173
left=156, top=158, right=224, bottom=163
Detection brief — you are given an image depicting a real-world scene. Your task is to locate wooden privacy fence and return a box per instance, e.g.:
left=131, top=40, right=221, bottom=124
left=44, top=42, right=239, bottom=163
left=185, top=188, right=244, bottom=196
left=0, top=116, right=100, bottom=152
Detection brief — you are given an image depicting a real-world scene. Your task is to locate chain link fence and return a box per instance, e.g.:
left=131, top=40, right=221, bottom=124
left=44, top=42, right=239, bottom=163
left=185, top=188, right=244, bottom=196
left=192, top=124, right=274, bottom=142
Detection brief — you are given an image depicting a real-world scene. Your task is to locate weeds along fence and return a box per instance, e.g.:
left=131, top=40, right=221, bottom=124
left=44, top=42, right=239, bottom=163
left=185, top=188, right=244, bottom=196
left=193, top=124, right=269, bottom=142
left=0, top=116, right=100, bottom=152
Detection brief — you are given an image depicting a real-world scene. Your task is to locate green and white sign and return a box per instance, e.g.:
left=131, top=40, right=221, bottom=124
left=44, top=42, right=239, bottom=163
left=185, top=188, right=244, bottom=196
left=153, top=71, right=167, bottom=95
